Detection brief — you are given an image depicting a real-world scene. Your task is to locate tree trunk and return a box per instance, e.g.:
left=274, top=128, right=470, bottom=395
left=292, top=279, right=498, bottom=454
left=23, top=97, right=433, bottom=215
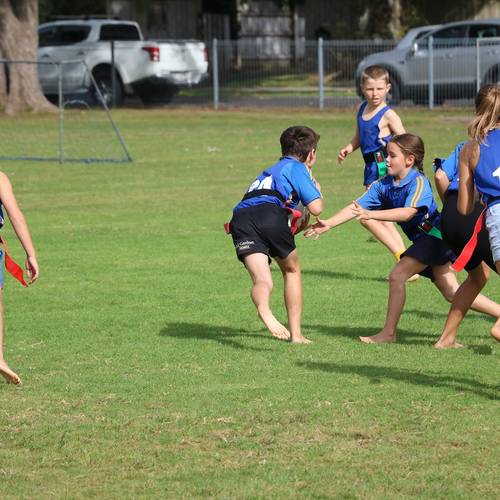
left=0, top=0, right=56, bottom=115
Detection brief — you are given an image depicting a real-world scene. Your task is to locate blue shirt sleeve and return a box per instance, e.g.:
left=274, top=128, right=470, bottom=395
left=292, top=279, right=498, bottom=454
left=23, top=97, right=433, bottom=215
left=357, top=181, right=384, bottom=209
left=286, top=163, right=321, bottom=206
left=404, top=175, right=434, bottom=213
left=441, top=142, right=465, bottom=182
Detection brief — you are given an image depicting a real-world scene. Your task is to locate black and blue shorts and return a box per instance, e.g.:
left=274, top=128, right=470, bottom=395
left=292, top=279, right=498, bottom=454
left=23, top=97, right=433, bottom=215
left=401, top=234, right=455, bottom=281
left=229, top=204, right=295, bottom=263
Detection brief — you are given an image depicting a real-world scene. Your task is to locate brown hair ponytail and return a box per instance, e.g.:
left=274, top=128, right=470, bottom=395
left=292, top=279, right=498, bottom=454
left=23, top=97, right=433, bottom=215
left=390, top=133, right=425, bottom=173
left=468, top=84, right=500, bottom=143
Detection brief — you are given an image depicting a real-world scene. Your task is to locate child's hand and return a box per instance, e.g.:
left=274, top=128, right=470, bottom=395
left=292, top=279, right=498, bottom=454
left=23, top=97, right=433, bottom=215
left=351, top=200, right=370, bottom=221
left=304, top=218, right=331, bottom=238
left=25, top=255, right=39, bottom=284
left=338, top=146, right=351, bottom=164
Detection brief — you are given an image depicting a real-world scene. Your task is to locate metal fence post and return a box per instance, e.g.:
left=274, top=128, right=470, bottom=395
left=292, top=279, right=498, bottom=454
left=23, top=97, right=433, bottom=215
left=476, top=38, right=481, bottom=93
left=428, top=35, right=434, bottom=109
left=212, top=38, right=219, bottom=110
left=58, top=62, right=64, bottom=164
left=318, top=37, right=324, bottom=111
left=111, top=40, right=116, bottom=108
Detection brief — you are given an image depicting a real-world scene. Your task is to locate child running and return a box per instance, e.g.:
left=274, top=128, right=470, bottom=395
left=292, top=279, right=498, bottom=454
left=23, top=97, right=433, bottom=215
left=227, top=125, right=323, bottom=343
left=457, top=83, right=500, bottom=342
left=0, top=171, right=39, bottom=384
left=338, top=65, right=412, bottom=276
left=305, top=133, right=498, bottom=344
left=434, top=134, right=499, bottom=348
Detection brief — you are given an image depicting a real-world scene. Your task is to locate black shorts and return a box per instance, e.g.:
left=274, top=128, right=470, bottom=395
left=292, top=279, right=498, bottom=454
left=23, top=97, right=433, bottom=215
left=401, top=234, right=455, bottom=281
left=441, top=191, right=495, bottom=272
left=229, top=204, right=295, bottom=263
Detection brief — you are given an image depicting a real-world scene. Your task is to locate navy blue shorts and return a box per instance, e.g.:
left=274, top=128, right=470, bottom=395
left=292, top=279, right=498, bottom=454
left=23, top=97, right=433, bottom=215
left=229, top=204, right=295, bottom=263
left=363, top=161, right=379, bottom=186
left=401, top=235, right=455, bottom=281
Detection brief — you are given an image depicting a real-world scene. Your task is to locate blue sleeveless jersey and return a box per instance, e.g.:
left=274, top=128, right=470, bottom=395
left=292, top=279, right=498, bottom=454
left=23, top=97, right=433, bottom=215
left=357, top=168, right=441, bottom=242
left=357, top=101, right=392, bottom=156
left=473, top=129, right=500, bottom=207
left=233, top=156, right=321, bottom=212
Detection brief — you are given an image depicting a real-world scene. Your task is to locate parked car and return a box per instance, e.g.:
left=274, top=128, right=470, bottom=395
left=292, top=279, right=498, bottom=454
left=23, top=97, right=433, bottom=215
left=37, top=18, right=209, bottom=105
left=355, top=19, right=500, bottom=104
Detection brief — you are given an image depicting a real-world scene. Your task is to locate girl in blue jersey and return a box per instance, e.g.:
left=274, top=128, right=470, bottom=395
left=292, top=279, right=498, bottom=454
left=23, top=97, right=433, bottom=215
left=433, top=138, right=500, bottom=349
left=306, top=133, right=497, bottom=344
left=338, top=65, right=414, bottom=278
left=458, top=83, right=500, bottom=343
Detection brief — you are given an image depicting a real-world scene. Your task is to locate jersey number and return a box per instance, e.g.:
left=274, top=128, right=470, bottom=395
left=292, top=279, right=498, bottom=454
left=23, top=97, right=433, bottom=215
left=248, top=176, right=273, bottom=192
left=493, top=165, right=500, bottom=181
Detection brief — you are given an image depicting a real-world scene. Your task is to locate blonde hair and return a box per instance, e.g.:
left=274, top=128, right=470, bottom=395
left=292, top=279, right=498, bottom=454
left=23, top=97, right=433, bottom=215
left=361, top=65, right=390, bottom=86
left=390, top=133, right=425, bottom=173
left=468, top=84, right=500, bottom=143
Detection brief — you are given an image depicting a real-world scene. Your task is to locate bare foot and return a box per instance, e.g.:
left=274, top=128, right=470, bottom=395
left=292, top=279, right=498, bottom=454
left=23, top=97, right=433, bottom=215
left=258, top=311, right=291, bottom=340
left=291, top=336, right=312, bottom=344
left=359, top=331, right=396, bottom=344
left=407, top=274, right=420, bottom=282
left=0, top=360, right=21, bottom=385
left=434, top=339, right=464, bottom=349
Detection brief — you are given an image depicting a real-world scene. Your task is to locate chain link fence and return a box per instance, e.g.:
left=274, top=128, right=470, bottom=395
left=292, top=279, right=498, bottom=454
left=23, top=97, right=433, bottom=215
left=168, top=37, right=500, bottom=109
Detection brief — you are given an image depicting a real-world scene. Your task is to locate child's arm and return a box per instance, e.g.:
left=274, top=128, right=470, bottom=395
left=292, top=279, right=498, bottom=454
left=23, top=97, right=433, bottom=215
left=434, top=169, right=450, bottom=203
left=304, top=202, right=357, bottom=237
left=385, top=109, right=405, bottom=135
left=457, top=141, right=479, bottom=215
left=352, top=201, right=417, bottom=222
left=338, top=124, right=360, bottom=164
left=0, top=172, right=39, bottom=283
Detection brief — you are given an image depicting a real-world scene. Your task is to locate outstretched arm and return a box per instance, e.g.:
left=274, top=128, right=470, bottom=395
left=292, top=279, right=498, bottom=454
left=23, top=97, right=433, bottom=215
left=0, top=172, right=39, bottom=283
left=351, top=200, right=417, bottom=222
left=458, top=141, right=479, bottom=215
left=304, top=202, right=358, bottom=238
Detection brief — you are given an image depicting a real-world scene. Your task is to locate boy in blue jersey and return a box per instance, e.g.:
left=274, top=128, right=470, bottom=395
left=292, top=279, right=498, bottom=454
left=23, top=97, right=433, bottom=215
left=306, top=134, right=497, bottom=344
left=228, top=126, right=323, bottom=343
left=0, top=171, right=39, bottom=384
left=338, top=65, right=412, bottom=276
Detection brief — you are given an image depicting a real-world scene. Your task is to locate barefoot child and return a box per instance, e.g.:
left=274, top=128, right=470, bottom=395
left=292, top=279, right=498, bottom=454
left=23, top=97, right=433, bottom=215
left=306, top=133, right=498, bottom=344
left=0, top=171, right=39, bottom=384
left=227, top=126, right=323, bottom=343
left=433, top=133, right=499, bottom=348
left=457, top=83, right=500, bottom=343
left=338, top=65, right=413, bottom=275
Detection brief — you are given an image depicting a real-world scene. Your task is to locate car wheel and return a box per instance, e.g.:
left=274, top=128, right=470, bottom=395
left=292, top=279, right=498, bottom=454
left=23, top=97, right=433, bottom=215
left=92, top=67, right=123, bottom=106
left=138, top=84, right=177, bottom=106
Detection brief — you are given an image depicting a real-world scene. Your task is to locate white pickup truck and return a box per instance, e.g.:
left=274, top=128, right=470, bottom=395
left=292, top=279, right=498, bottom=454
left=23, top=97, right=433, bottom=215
left=37, top=19, right=209, bottom=105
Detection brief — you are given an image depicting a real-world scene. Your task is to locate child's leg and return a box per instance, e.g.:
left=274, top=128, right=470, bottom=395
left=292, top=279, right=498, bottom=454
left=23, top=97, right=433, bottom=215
left=275, top=250, right=311, bottom=344
left=243, top=253, right=290, bottom=340
left=492, top=261, right=500, bottom=342
left=360, top=256, right=426, bottom=344
left=0, top=290, right=21, bottom=385
left=434, top=263, right=494, bottom=349
left=360, top=219, right=405, bottom=255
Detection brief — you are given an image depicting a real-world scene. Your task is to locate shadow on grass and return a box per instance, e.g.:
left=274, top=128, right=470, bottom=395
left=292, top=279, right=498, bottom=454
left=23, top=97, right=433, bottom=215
left=296, top=360, right=500, bottom=400
left=302, top=269, right=387, bottom=283
left=159, top=322, right=274, bottom=352
left=305, top=324, right=437, bottom=346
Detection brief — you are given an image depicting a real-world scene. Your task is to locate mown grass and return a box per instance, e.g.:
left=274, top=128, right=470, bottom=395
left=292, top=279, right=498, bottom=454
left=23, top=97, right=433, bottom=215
left=0, top=107, right=498, bottom=498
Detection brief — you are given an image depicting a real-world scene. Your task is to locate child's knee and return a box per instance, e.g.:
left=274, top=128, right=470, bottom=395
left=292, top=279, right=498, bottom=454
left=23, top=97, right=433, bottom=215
left=388, top=268, right=406, bottom=285
left=440, top=286, right=456, bottom=303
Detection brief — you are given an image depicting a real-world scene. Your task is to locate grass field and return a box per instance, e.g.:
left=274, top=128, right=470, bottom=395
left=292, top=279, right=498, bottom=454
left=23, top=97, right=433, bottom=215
left=0, top=107, right=498, bottom=498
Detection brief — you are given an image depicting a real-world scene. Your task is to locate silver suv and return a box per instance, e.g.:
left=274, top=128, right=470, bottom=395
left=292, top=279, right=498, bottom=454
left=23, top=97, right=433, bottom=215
left=356, top=19, right=500, bottom=104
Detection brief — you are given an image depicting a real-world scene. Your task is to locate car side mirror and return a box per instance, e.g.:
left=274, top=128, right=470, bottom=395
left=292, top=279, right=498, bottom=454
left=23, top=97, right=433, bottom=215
left=411, top=42, right=418, bottom=55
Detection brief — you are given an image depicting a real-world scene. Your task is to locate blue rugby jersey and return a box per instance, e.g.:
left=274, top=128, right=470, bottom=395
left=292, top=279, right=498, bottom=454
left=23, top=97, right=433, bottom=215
left=357, top=101, right=392, bottom=156
left=473, top=129, right=500, bottom=207
left=357, top=168, right=440, bottom=242
left=233, top=156, right=321, bottom=212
